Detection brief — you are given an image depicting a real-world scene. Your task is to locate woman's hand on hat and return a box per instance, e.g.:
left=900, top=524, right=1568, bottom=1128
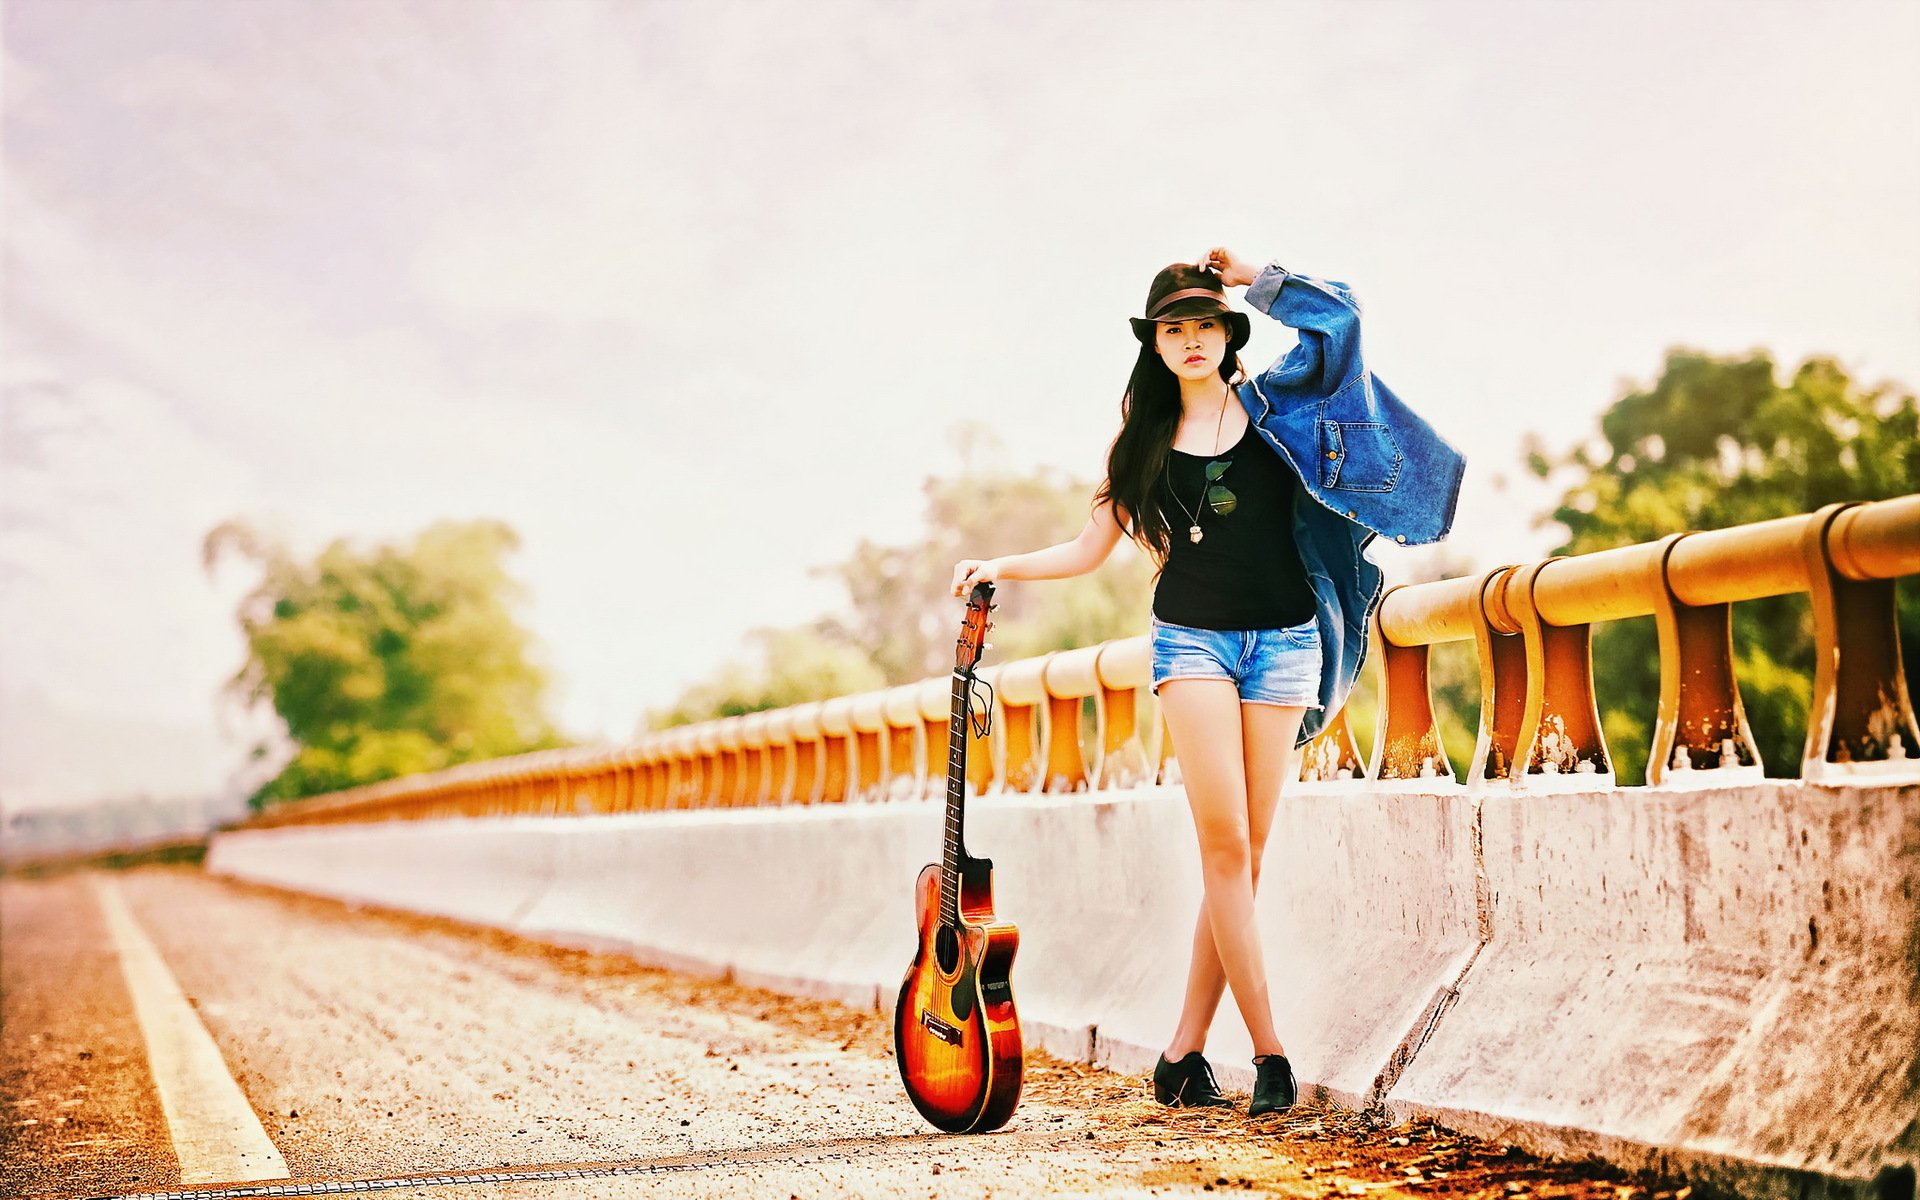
left=951, top=558, right=1001, bottom=597
left=1200, top=246, right=1260, bottom=289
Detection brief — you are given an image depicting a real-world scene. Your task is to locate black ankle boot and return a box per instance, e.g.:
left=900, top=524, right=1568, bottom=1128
left=1152, top=1051, right=1230, bottom=1107
left=1248, top=1054, right=1297, bottom=1116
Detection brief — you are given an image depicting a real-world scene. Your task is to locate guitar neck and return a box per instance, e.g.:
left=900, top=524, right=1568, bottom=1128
left=941, top=667, right=972, bottom=926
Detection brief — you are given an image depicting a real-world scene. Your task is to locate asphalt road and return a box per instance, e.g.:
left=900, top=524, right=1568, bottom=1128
left=0, top=866, right=1682, bottom=1199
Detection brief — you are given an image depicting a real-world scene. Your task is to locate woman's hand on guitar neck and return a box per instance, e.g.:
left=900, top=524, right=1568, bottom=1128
left=951, top=558, right=1002, bottom=598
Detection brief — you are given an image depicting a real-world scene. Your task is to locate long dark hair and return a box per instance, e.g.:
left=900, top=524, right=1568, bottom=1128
left=1095, top=345, right=1245, bottom=566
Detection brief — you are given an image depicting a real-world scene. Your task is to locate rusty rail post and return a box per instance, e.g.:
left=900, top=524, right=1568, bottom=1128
left=638, top=737, right=663, bottom=811
left=848, top=691, right=888, bottom=803
left=602, top=751, right=627, bottom=813
left=738, top=712, right=770, bottom=806
left=1370, top=586, right=1456, bottom=784
left=714, top=717, right=744, bottom=807
left=1297, top=706, right=1365, bottom=782
left=761, top=709, right=795, bottom=804
left=880, top=684, right=923, bottom=801
left=914, top=676, right=951, bottom=800
left=1041, top=646, right=1102, bottom=793
left=1802, top=501, right=1920, bottom=778
left=996, top=655, right=1049, bottom=794
left=1505, top=558, right=1613, bottom=785
left=579, top=752, right=610, bottom=814
left=617, top=742, right=640, bottom=812
left=632, top=742, right=655, bottom=811
left=788, top=701, right=824, bottom=805
left=1646, top=533, right=1764, bottom=786
left=729, top=717, right=755, bottom=806
left=1094, top=638, right=1153, bottom=788
left=693, top=722, right=721, bottom=808
left=1156, top=710, right=1178, bottom=786
left=660, top=729, right=689, bottom=809
left=818, top=696, right=855, bottom=804
left=1467, top=565, right=1526, bottom=788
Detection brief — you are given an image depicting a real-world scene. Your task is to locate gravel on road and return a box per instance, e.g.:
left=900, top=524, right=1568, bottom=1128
left=2, top=866, right=1687, bottom=1200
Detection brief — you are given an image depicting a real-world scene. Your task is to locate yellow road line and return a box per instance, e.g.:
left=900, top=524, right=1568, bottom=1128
left=91, top=875, right=289, bottom=1184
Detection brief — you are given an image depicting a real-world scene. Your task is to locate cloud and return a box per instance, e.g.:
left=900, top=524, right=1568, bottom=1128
left=3, top=0, right=1916, bottom=806
left=0, top=353, right=272, bottom=805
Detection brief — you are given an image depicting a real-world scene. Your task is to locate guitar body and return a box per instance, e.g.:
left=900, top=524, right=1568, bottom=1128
left=894, top=856, right=1023, bottom=1133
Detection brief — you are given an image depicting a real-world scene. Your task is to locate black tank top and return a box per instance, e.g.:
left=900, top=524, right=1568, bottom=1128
left=1151, top=422, right=1317, bottom=630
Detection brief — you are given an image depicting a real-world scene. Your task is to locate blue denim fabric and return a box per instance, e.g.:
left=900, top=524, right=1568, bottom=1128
left=1230, top=264, right=1467, bottom=746
left=1150, top=616, right=1325, bottom=708
left=1239, top=264, right=1466, bottom=545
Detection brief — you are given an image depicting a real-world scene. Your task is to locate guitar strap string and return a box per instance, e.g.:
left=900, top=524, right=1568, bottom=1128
left=966, top=674, right=995, bottom=739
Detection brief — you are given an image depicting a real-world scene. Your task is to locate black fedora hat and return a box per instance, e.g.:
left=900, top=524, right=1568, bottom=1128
left=1128, top=263, right=1251, bottom=352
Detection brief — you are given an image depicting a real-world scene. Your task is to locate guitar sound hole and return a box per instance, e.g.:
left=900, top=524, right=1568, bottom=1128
left=934, top=924, right=960, bottom=974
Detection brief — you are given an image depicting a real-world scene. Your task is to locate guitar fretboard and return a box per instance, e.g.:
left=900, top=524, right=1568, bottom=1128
left=941, top=667, right=971, bottom=925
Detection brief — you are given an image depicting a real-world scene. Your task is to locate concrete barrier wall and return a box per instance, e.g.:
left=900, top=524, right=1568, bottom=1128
left=206, top=816, right=561, bottom=930
left=959, top=787, right=1481, bottom=1107
left=207, top=780, right=1920, bottom=1197
left=516, top=805, right=947, bottom=1012
left=1386, top=782, right=1920, bottom=1197
left=208, top=785, right=1480, bottom=1107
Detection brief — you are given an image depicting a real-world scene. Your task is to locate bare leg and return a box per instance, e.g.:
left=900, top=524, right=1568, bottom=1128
left=1154, top=680, right=1301, bottom=1059
left=1163, top=701, right=1307, bottom=1058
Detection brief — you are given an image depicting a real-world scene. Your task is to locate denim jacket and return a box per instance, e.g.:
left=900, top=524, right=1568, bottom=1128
left=1233, top=263, right=1466, bottom=748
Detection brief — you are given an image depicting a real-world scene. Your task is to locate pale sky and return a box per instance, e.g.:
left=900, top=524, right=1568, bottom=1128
left=3, top=0, right=1916, bottom=811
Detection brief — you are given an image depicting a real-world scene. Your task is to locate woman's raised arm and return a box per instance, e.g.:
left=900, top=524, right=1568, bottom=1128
left=950, top=496, right=1130, bottom=597
left=1203, top=244, right=1364, bottom=397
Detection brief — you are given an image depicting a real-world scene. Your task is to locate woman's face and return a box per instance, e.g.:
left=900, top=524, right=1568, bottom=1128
left=1154, top=317, right=1229, bottom=383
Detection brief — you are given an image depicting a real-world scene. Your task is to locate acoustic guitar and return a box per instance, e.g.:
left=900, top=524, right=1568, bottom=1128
left=893, top=580, right=1023, bottom=1133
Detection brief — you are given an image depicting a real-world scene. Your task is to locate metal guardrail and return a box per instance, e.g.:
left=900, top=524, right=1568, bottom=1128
left=247, top=497, right=1920, bottom=828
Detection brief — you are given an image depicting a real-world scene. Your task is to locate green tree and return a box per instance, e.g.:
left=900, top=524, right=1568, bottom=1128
left=204, top=518, right=566, bottom=808
left=651, top=433, right=1158, bottom=726
left=824, top=465, right=1157, bottom=683
left=643, top=625, right=887, bottom=729
left=1528, top=349, right=1918, bottom=783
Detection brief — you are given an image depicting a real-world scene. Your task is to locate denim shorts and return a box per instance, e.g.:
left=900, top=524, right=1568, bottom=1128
left=1149, top=615, right=1326, bottom=708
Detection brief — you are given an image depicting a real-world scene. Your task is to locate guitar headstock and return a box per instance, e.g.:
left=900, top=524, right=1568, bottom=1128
left=956, top=581, right=995, bottom=673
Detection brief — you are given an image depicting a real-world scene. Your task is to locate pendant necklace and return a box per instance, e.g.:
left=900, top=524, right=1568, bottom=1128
left=1169, top=393, right=1229, bottom=545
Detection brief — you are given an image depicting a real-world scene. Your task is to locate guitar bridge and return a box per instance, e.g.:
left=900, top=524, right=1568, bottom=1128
left=920, top=1010, right=962, bottom=1045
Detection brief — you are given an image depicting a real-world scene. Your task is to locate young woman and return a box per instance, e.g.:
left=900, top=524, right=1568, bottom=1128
left=949, top=244, right=1463, bottom=1118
